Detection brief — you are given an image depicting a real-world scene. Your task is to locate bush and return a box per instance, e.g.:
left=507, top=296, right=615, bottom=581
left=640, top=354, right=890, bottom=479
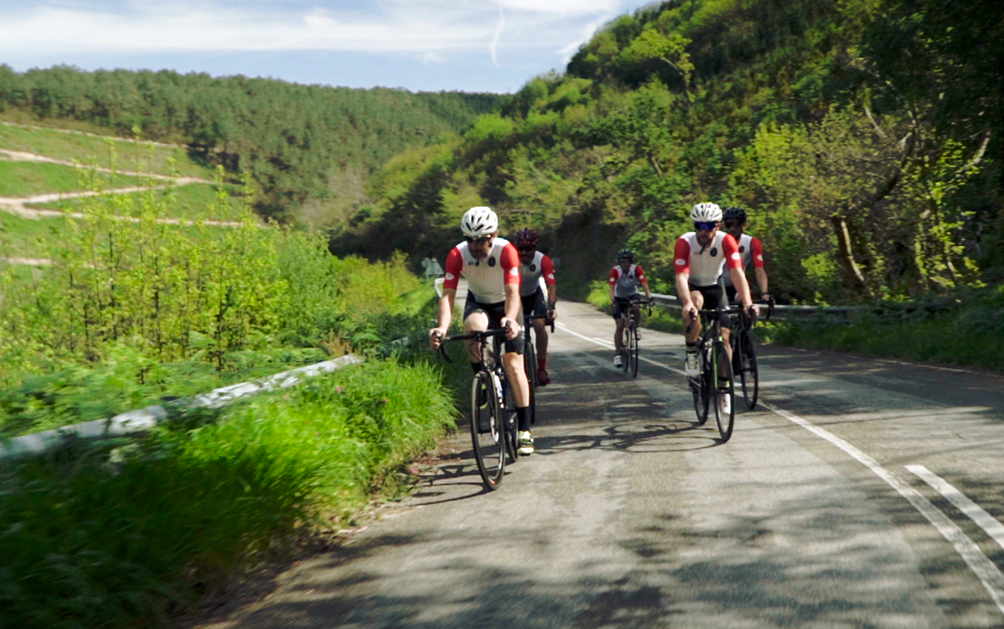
left=0, top=359, right=456, bottom=629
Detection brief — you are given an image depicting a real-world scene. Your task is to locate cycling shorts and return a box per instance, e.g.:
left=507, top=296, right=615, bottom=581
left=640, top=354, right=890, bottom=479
left=725, top=285, right=737, bottom=304
left=521, top=288, right=549, bottom=320
left=689, top=281, right=731, bottom=327
left=612, top=295, right=640, bottom=320
left=463, top=292, right=525, bottom=354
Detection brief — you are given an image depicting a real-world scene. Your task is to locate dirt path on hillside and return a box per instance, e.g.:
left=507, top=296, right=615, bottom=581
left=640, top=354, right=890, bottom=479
left=1, top=120, right=186, bottom=148
left=0, top=148, right=213, bottom=183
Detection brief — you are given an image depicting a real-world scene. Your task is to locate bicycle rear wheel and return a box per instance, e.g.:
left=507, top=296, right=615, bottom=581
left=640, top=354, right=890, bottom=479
left=712, top=340, right=736, bottom=442
left=739, top=331, right=759, bottom=410
left=470, top=371, right=504, bottom=489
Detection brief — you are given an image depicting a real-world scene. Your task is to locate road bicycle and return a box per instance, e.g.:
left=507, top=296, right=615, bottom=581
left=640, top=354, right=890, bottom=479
left=436, top=327, right=519, bottom=490
left=729, top=298, right=773, bottom=410
left=522, top=310, right=554, bottom=425
left=616, top=295, right=651, bottom=378
left=686, top=306, right=739, bottom=442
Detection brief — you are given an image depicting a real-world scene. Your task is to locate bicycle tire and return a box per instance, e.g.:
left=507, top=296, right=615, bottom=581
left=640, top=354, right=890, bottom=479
left=712, top=340, right=736, bottom=442
left=692, top=344, right=711, bottom=425
left=470, top=371, right=504, bottom=490
left=740, top=330, right=759, bottom=410
left=630, top=322, right=640, bottom=378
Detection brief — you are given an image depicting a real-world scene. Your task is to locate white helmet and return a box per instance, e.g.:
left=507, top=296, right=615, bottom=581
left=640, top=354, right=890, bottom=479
left=461, top=206, right=499, bottom=238
left=690, top=202, right=722, bottom=222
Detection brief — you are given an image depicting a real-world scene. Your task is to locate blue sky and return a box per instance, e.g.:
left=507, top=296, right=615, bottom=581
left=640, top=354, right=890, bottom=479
left=0, top=1, right=661, bottom=93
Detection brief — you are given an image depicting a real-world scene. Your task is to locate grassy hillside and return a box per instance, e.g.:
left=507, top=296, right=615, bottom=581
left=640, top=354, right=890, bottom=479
left=0, top=121, right=213, bottom=179
left=337, top=0, right=1003, bottom=304
left=0, top=67, right=501, bottom=225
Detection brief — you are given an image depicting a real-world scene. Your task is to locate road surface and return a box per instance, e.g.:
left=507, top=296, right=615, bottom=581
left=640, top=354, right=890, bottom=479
left=206, top=299, right=1004, bottom=628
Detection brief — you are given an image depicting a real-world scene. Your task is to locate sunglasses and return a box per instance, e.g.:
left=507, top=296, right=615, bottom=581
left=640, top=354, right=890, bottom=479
left=694, top=221, right=718, bottom=232
left=723, top=220, right=743, bottom=229
left=465, top=235, right=492, bottom=245
left=517, top=247, right=535, bottom=253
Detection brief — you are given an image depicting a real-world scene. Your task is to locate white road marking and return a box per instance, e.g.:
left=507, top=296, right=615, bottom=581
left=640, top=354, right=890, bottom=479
left=907, top=465, right=1004, bottom=553
left=558, top=316, right=1004, bottom=616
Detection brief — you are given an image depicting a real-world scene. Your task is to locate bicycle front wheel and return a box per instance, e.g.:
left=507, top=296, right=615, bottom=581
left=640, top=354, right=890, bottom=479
left=739, top=331, right=759, bottom=410
left=470, top=371, right=505, bottom=489
left=692, top=345, right=711, bottom=425
left=630, top=324, right=640, bottom=378
left=712, top=340, right=736, bottom=442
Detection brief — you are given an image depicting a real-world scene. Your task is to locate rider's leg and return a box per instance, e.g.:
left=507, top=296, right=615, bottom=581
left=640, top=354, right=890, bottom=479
left=614, top=317, right=626, bottom=351
left=632, top=303, right=641, bottom=338
left=464, top=311, right=489, bottom=366
left=503, top=350, right=533, bottom=440
left=720, top=327, right=733, bottom=381
left=534, top=319, right=548, bottom=364
left=685, top=291, right=705, bottom=344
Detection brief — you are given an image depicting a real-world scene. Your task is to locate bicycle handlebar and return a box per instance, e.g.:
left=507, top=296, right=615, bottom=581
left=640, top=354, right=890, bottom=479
left=432, top=328, right=509, bottom=363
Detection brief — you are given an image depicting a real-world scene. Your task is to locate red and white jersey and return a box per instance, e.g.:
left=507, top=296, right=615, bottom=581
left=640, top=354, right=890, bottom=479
left=673, top=232, right=742, bottom=287
left=520, top=252, right=556, bottom=297
left=442, top=237, right=521, bottom=304
left=722, top=233, right=765, bottom=287
left=609, top=264, right=646, bottom=299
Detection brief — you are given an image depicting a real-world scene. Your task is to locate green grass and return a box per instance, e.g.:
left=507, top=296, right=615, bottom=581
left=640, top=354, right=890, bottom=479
left=0, top=358, right=457, bottom=629
left=0, top=161, right=113, bottom=196
left=0, top=122, right=215, bottom=179
left=1, top=210, right=239, bottom=259
left=28, top=181, right=245, bottom=220
left=764, top=288, right=1004, bottom=372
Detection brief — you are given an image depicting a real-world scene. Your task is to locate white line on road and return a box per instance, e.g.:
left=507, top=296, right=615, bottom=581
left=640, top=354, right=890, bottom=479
left=907, top=465, right=1004, bottom=553
left=557, top=316, right=1004, bottom=616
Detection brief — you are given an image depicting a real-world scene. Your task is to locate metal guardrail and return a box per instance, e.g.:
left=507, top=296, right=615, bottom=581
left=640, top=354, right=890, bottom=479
left=649, top=292, right=864, bottom=322
left=0, top=354, right=364, bottom=461
left=649, top=292, right=957, bottom=323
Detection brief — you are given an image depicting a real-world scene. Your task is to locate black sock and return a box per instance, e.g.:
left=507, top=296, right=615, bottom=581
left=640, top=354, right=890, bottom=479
left=686, top=342, right=696, bottom=353
left=470, top=362, right=482, bottom=374
left=516, top=406, right=531, bottom=432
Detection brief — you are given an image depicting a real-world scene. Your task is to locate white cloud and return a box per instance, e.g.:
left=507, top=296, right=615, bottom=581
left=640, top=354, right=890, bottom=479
left=558, top=13, right=614, bottom=62
left=0, top=1, right=639, bottom=64
left=490, top=1, right=504, bottom=67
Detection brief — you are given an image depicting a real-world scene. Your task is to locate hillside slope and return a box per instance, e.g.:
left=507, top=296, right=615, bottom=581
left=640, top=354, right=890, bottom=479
left=0, top=66, right=500, bottom=225
left=337, top=0, right=1003, bottom=303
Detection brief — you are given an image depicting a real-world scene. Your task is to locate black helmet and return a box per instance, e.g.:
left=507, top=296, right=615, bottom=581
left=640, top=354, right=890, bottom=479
left=512, top=228, right=539, bottom=249
left=723, top=206, right=747, bottom=221
left=617, top=249, right=634, bottom=261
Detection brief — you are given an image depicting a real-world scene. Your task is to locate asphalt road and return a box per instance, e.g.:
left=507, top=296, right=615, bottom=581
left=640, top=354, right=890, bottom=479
left=209, top=299, right=1004, bottom=628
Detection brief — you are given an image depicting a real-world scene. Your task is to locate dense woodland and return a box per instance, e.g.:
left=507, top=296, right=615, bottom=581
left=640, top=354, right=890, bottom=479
left=338, top=0, right=1004, bottom=303
left=0, top=66, right=498, bottom=223
left=2, top=0, right=1002, bottom=303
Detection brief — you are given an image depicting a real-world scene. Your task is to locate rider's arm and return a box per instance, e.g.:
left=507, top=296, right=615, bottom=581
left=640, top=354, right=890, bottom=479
left=435, top=288, right=456, bottom=331
left=751, top=237, right=769, bottom=296
left=673, top=238, right=695, bottom=311
left=635, top=264, right=653, bottom=299
left=608, top=267, right=618, bottom=304
left=430, top=249, right=462, bottom=344
left=542, top=255, right=557, bottom=307
left=723, top=235, right=754, bottom=308
left=500, top=243, right=523, bottom=337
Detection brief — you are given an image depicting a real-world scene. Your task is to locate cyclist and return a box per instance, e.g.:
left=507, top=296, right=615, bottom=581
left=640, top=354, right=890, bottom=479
left=675, top=203, right=758, bottom=409
left=513, top=228, right=557, bottom=387
left=429, top=207, right=535, bottom=455
left=609, top=249, right=653, bottom=368
left=721, top=206, right=771, bottom=305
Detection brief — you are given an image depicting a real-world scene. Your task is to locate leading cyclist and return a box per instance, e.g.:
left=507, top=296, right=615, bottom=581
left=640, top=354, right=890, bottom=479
left=513, top=228, right=557, bottom=387
left=429, top=207, right=535, bottom=455
left=675, top=203, right=758, bottom=409
left=609, top=249, right=653, bottom=368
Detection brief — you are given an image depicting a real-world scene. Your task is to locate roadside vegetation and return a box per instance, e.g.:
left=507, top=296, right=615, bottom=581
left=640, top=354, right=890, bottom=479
left=0, top=141, right=467, bottom=627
